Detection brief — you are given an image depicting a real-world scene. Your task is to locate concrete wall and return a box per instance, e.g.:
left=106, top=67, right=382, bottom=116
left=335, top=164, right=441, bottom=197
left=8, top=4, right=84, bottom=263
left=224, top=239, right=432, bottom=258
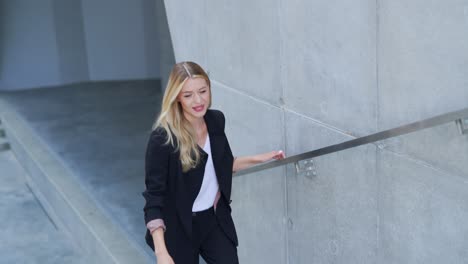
left=80, top=0, right=160, bottom=81
left=52, top=0, right=90, bottom=84
left=377, top=1, right=468, bottom=262
left=164, top=0, right=468, bottom=263
left=0, top=0, right=168, bottom=90
left=0, top=0, right=61, bottom=90
left=153, top=0, right=175, bottom=90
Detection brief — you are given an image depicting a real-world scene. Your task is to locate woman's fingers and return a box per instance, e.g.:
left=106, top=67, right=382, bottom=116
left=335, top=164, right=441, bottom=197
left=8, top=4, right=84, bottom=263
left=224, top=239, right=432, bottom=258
left=272, top=150, right=285, bottom=160
left=259, top=150, right=286, bottom=163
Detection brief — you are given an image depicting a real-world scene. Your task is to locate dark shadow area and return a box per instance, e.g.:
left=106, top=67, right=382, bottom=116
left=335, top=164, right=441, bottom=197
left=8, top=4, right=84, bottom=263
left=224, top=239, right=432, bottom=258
left=154, top=0, right=176, bottom=90
left=0, top=1, right=5, bottom=82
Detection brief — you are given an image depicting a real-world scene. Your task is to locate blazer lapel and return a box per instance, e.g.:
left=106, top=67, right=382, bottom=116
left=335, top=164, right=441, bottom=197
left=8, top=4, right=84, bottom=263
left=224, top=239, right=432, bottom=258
left=204, top=109, right=231, bottom=205
left=176, top=109, right=228, bottom=240
left=203, top=109, right=226, bottom=164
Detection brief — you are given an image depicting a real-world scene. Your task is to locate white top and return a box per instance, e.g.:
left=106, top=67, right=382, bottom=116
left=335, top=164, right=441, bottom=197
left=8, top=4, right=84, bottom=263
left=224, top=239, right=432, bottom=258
left=192, top=133, right=220, bottom=212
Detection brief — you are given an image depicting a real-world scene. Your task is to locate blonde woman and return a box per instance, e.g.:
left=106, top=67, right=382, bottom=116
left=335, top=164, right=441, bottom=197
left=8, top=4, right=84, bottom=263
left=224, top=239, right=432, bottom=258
left=142, top=61, right=285, bottom=264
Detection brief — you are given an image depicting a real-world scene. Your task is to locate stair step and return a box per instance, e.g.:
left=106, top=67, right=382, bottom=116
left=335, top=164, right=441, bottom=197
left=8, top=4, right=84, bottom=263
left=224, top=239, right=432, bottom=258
left=0, top=111, right=149, bottom=263
left=0, top=151, right=84, bottom=263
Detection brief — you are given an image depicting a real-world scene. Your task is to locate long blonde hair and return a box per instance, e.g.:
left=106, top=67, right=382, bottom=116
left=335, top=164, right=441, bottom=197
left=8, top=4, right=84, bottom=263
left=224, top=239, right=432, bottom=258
left=152, top=61, right=212, bottom=173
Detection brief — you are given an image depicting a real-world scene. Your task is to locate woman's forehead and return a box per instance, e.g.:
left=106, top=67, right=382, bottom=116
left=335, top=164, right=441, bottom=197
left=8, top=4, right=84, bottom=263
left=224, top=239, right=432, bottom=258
left=181, top=78, right=209, bottom=92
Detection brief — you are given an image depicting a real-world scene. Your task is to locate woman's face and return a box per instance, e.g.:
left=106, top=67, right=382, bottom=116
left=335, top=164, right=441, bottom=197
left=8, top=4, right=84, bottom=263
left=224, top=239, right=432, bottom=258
left=177, top=77, right=210, bottom=120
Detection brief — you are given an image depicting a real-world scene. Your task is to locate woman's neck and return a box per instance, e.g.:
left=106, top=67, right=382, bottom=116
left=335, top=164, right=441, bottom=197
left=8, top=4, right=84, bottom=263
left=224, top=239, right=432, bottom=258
left=184, top=114, right=205, bottom=132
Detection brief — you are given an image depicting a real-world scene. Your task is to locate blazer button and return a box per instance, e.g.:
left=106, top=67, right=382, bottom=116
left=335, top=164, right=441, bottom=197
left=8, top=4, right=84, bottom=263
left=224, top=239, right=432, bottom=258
left=229, top=199, right=232, bottom=204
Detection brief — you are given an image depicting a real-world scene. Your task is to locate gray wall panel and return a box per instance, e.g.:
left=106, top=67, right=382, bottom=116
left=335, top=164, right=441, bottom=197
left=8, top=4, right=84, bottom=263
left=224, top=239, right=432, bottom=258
left=285, top=111, right=379, bottom=264
left=205, top=0, right=281, bottom=105
left=154, top=0, right=175, bottom=90
left=210, top=81, right=285, bottom=158
left=379, top=0, right=468, bottom=130
left=281, top=0, right=377, bottom=135
left=80, top=0, right=157, bottom=81
left=378, top=0, right=468, bottom=198
left=378, top=150, right=468, bottom=263
left=164, top=0, right=207, bottom=66
left=0, top=0, right=61, bottom=90
left=210, top=81, right=287, bottom=263
left=383, top=122, right=468, bottom=181
left=1, top=0, right=163, bottom=90
left=142, top=0, right=161, bottom=79
left=52, top=0, right=90, bottom=84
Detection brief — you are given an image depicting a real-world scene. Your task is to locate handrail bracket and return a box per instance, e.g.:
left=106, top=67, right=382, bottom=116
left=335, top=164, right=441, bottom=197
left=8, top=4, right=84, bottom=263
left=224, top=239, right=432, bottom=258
left=456, top=118, right=468, bottom=135
left=295, top=158, right=317, bottom=179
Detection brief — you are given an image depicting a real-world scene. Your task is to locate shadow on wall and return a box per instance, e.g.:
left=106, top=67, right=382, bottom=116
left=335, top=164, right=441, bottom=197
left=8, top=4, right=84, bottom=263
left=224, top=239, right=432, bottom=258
left=154, top=0, right=175, bottom=91
left=0, top=1, right=4, bottom=78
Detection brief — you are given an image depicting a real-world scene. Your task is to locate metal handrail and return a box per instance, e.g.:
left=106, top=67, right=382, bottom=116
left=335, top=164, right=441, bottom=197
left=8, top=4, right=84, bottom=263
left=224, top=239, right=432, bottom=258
left=233, top=106, right=468, bottom=177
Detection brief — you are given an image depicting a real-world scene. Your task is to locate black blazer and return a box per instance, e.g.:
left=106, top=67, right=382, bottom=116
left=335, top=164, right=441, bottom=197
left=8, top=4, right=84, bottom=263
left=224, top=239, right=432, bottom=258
left=142, top=109, right=238, bottom=255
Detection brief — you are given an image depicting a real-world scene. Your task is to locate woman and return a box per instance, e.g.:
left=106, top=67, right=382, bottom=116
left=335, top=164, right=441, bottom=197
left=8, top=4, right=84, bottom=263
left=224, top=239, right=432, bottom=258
left=142, top=61, right=285, bottom=264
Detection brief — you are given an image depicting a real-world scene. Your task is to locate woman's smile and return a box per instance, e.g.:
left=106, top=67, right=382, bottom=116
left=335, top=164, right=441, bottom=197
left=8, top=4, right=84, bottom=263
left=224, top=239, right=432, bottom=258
left=193, top=105, right=205, bottom=112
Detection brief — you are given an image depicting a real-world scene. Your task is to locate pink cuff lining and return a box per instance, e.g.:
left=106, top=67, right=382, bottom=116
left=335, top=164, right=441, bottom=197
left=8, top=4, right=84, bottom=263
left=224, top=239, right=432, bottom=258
left=147, top=219, right=166, bottom=235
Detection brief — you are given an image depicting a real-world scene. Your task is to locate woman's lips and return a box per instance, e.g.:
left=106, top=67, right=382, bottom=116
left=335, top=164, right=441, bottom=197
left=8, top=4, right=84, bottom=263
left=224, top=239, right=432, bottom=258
left=193, top=105, right=204, bottom=112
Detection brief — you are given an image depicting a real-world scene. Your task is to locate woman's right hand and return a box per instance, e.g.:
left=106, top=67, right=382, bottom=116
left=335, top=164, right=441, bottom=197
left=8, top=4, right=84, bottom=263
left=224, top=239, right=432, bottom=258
left=156, top=252, right=175, bottom=264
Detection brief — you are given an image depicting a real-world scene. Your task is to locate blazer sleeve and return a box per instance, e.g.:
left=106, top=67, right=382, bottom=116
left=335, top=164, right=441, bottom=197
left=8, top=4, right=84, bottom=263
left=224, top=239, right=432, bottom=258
left=142, top=128, right=171, bottom=225
left=215, top=109, right=226, bottom=131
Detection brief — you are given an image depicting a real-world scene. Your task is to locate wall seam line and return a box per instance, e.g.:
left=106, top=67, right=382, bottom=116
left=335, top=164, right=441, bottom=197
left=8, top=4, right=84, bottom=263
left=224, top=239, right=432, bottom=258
left=212, top=79, right=373, bottom=138
left=216, top=76, right=466, bottom=184
left=381, top=147, right=468, bottom=185
left=276, top=0, right=289, bottom=262
left=375, top=0, right=381, bottom=262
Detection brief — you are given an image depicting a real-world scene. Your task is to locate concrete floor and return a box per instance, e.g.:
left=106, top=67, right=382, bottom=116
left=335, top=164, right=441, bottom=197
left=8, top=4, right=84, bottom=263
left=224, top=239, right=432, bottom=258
left=0, top=80, right=163, bottom=260
left=0, top=150, right=82, bottom=264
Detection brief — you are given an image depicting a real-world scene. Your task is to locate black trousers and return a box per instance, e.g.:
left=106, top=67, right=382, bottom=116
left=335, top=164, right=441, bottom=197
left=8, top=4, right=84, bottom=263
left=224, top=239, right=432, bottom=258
left=192, top=206, right=239, bottom=264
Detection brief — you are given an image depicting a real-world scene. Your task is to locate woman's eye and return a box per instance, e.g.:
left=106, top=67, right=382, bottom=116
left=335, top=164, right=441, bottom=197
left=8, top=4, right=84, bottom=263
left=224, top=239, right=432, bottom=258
left=201, top=90, right=206, bottom=93
left=184, top=95, right=191, bottom=98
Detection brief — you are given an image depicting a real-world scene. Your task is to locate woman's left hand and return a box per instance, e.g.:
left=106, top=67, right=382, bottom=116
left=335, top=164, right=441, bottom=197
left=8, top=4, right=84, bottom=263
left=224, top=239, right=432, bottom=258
left=234, top=151, right=286, bottom=172
left=257, top=150, right=286, bottom=163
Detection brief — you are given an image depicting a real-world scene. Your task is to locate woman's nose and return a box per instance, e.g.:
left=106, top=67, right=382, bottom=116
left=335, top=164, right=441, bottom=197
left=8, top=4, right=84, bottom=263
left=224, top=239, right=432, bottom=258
left=194, top=93, right=203, bottom=103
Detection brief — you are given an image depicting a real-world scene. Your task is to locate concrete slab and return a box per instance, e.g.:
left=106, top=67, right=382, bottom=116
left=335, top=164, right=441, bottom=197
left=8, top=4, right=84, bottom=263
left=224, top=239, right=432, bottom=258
left=281, top=0, right=377, bottom=135
left=164, top=0, right=207, bottom=66
left=382, top=122, right=468, bottom=181
left=162, top=1, right=468, bottom=263
left=378, top=150, right=468, bottom=263
left=210, top=81, right=287, bottom=263
left=378, top=0, right=468, bottom=131
left=285, top=110, right=379, bottom=264
left=204, top=0, right=282, bottom=106
left=378, top=0, right=468, bottom=188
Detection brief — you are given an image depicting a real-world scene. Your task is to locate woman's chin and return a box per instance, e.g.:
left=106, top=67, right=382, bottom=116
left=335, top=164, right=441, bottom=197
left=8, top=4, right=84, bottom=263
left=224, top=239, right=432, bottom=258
left=193, top=108, right=207, bottom=116
left=189, top=110, right=205, bottom=119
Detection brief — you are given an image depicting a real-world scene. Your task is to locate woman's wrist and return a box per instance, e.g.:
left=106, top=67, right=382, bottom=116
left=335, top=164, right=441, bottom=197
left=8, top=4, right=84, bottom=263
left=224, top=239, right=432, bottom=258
left=152, top=228, right=168, bottom=257
left=155, top=249, right=169, bottom=257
